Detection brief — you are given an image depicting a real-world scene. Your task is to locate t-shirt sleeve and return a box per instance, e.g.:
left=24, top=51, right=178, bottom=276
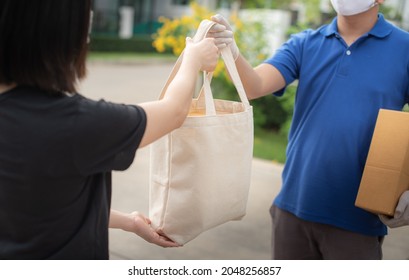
left=73, top=96, right=147, bottom=175
left=263, top=30, right=308, bottom=96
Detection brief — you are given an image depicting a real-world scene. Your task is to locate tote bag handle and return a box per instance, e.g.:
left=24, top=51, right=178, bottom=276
left=159, top=19, right=250, bottom=116
left=158, top=19, right=216, bottom=100
left=200, top=46, right=251, bottom=116
left=197, top=21, right=251, bottom=116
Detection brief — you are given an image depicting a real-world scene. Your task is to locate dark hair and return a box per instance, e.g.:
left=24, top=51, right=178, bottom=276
left=0, top=0, right=92, bottom=93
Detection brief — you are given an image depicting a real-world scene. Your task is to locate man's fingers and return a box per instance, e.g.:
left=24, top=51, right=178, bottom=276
left=207, top=30, right=234, bottom=39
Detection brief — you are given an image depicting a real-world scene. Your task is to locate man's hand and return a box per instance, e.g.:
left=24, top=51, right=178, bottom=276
left=208, top=14, right=240, bottom=60
left=379, top=191, right=409, bottom=228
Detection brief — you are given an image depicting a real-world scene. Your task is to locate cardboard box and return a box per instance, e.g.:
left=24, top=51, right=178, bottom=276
left=355, top=109, right=409, bottom=216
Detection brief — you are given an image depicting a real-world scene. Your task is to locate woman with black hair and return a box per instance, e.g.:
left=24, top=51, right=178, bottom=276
left=0, top=0, right=219, bottom=259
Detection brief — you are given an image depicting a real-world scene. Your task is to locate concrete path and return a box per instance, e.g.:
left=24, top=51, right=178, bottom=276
left=79, top=60, right=409, bottom=260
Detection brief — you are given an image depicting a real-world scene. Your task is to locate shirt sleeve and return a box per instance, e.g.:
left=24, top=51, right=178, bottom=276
left=264, top=30, right=309, bottom=96
left=73, top=96, right=147, bottom=175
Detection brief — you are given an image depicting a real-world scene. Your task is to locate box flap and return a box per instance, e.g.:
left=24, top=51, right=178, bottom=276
left=365, top=109, right=409, bottom=173
left=356, top=109, right=409, bottom=215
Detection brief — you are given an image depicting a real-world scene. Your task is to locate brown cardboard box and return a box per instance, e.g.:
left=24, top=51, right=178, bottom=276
left=355, top=109, right=409, bottom=216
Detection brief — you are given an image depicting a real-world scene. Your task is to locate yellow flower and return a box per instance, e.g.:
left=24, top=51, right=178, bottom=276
left=213, top=61, right=224, bottom=78
left=152, top=1, right=269, bottom=81
left=152, top=37, right=166, bottom=53
left=257, top=53, right=267, bottom=61
left=230, top=13, right=243, bottom=30
left=165, top=36, right=177, bottom=47
left=152, top=1, right=212, bottom=56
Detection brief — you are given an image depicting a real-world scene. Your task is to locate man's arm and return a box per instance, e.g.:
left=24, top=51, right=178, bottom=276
left=235, top=54, right=286, bottom=100
left=209, top=14, right=286, bottom=100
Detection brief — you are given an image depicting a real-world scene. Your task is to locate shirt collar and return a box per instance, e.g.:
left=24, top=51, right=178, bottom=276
left=320, top=13, right=393, bottom=39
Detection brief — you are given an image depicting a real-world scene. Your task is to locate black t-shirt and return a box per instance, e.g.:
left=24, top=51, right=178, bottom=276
left=0, top=86, right=146, bottom=259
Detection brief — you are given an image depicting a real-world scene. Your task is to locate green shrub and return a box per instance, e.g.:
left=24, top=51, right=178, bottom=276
left=89, top=35, right=158, bottom=53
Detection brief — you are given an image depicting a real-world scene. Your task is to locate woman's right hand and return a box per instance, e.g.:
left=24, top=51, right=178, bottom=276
left=183, top=37, right=219, bottom=73
left=138, top=35, right=219, bottom=148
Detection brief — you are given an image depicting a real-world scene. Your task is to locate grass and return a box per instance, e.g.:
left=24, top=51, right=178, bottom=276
left=88, top=51, right=288, bottom=164
left=253, top=127, right=288, bottom=164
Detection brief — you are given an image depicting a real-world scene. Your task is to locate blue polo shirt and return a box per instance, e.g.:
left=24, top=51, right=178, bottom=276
left=265, top=14, right=409, bottom=236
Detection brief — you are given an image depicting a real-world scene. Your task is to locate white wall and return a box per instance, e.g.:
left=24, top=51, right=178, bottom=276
left=239, top=9, right=292, bottom=53
left=153, top=0, right=217, bottom=19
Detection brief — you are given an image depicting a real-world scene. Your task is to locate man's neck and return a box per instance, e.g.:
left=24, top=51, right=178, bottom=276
left=337, top=7, right=379, bottom=46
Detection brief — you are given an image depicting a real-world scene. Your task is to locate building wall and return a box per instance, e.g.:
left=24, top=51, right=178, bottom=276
left=153, top=0, right=217, bottom=19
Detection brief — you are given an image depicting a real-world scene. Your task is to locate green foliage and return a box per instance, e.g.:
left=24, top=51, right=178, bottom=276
left=286, top=22, right=311, bottom=37
left=298, top=0, right=322, bottom=25
left=89, top=35, right=156, bottom=53
left=239, top=0, right=292, bottom=9
left=218, top=0, right=293, bottom=9
left=253, top=127, right=288, bottom=163
left=251, top=95, right=287, bottom=131
left=250, top=85, right=296, bottom=136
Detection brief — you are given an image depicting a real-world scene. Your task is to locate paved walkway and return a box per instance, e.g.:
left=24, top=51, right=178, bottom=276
left=79, top=60, right=409, bottom=260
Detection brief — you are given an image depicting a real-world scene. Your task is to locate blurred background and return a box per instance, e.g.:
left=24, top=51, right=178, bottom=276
left=89, top=0, right=409, bottom=163
left=90, top=0, right=409, bottom=39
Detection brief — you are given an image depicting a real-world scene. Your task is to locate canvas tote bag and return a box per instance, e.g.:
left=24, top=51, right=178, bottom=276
left=149, top=20, right=253, bottom=245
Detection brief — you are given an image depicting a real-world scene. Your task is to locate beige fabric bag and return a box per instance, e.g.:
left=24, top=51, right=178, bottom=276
left=149, top=20, right=253, bottom=245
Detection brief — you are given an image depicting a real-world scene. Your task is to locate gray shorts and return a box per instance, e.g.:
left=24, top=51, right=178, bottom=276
left=270, top=205, right=384, bottom=260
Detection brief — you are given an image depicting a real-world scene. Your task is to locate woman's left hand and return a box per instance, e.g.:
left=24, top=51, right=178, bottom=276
left=129, top=211, right=181, bottom=248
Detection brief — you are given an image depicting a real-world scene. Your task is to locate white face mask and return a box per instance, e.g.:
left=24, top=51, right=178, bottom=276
left=330, top=0, right=377, bottom=16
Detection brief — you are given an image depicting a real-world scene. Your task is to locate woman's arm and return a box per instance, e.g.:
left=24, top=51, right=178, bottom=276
left=138, top=37, right=218, bottom=147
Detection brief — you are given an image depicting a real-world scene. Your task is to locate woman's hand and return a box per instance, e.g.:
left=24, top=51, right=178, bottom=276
left=110, top=209, right=180, bottom=248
